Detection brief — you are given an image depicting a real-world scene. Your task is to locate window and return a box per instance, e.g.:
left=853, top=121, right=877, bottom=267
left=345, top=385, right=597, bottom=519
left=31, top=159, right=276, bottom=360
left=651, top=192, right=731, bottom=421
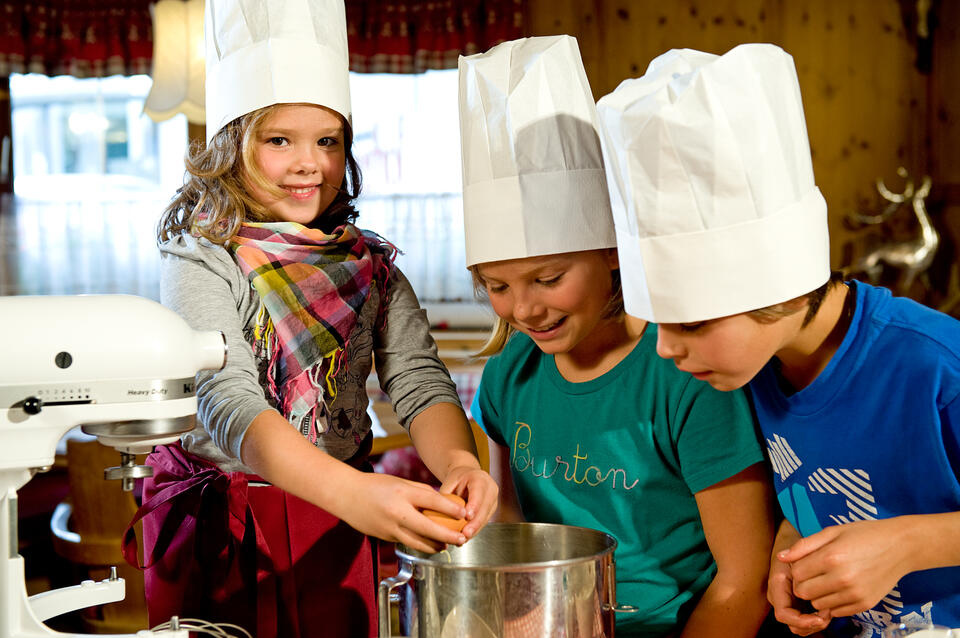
left=351, top=70, right=481, bottom=314
left=6, top=73, right=187, bottom=299
left=11, top=73, right=188, bottom=199
left=7, top=70, right=488, bottom=326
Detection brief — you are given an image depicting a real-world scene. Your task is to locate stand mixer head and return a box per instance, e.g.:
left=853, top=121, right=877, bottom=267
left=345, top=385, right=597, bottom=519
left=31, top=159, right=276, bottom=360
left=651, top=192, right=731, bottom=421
left=0, top=294, right=226, bottom=637
left=0, top=294, right=225, bottom=489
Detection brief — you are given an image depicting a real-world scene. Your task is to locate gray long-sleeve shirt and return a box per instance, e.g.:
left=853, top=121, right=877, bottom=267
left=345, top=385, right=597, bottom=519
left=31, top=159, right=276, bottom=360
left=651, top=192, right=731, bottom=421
left=160, top=233, right=462, bottom=473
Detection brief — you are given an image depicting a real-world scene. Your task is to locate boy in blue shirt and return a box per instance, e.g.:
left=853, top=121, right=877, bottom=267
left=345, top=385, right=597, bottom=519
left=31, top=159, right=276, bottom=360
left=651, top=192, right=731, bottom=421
left=598, top=43, right=960, bottom=637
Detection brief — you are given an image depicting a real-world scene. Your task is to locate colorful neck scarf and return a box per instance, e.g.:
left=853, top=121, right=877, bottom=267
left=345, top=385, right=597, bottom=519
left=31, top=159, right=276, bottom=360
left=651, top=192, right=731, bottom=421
left=229, top=221, right=395, bottom=426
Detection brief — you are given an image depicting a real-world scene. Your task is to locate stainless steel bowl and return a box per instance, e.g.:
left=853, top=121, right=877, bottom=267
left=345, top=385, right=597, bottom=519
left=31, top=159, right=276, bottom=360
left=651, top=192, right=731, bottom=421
left=379, top=522, right=637, bottom=637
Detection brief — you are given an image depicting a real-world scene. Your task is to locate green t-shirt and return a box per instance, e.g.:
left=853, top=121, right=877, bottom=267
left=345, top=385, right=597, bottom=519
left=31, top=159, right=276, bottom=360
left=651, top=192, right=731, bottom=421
left=472, top=326, right=764, bottom=637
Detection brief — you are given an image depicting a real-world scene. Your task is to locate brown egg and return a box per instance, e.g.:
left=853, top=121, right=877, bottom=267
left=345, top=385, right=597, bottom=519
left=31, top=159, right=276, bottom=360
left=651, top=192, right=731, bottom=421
left=422, top=493, right=467, bottom=532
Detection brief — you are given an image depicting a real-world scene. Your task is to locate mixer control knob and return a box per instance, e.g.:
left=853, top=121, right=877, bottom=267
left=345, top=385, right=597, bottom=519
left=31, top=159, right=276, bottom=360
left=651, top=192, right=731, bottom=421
left=22, top=396, right=43, bottom=414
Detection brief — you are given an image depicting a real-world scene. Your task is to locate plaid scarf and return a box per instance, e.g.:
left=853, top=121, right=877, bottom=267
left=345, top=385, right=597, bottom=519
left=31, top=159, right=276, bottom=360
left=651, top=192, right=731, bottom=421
left=229, top=221, right=395, bottom=430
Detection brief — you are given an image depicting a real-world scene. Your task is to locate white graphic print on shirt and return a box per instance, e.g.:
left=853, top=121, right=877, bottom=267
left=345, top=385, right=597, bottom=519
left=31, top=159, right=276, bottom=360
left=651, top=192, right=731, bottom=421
left=765, top=435, right=935, bottom=637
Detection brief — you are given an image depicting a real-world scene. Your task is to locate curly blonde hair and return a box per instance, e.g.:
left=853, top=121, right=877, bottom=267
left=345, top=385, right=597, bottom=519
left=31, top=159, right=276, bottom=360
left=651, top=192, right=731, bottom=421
left=157, top=104, right=362, bottom=245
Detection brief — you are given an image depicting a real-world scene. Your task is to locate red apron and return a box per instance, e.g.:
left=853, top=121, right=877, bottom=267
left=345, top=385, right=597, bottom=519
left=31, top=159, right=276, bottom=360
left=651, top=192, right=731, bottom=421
left=123, top=442, right=377, bottom=638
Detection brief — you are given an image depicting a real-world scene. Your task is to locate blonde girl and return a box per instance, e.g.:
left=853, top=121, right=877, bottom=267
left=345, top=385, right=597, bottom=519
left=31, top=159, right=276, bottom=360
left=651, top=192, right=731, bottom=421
left=127, top=2, right=497, bottom=636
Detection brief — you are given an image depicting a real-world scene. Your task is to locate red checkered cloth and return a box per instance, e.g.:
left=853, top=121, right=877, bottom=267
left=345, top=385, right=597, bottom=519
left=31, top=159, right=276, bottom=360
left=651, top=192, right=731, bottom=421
left=346, top=0, right=524, bottom=74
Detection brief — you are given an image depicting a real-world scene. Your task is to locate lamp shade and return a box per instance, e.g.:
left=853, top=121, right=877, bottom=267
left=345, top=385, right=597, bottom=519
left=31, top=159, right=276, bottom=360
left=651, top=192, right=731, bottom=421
left=144, top=0, right=205, bottom=124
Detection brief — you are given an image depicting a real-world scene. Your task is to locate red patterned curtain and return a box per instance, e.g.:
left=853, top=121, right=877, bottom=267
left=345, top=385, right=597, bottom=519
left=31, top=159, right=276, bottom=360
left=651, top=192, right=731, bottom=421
left=0, top=0, right=523, bottom=79
left=0, top=0, right=152, bottom=78
left=347, top=0, right=524, bottom=73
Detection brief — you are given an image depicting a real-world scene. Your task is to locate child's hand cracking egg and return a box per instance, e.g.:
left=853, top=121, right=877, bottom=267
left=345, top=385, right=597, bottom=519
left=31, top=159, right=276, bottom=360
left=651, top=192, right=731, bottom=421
left=421, top=493, right=467, bottom=533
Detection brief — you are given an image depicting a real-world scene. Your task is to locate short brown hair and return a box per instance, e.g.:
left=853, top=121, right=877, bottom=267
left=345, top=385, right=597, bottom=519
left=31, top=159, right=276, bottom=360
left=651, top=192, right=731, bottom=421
left=748, top=271, right=844, bottom=326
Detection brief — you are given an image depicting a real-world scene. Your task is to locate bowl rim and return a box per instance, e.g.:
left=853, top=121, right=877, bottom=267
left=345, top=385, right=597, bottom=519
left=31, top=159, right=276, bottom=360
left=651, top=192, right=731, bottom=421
left=394, top=521, right=619, bottom=571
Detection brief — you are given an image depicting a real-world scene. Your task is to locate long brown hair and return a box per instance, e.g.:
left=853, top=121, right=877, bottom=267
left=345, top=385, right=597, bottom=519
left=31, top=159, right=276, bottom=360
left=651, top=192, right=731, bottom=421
left=157, top=104, right=362, bottom=245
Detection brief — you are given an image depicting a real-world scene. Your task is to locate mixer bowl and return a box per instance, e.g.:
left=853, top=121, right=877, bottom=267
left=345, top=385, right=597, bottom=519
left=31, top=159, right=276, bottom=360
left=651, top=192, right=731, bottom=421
left=379, top=522, right=637, bottom=637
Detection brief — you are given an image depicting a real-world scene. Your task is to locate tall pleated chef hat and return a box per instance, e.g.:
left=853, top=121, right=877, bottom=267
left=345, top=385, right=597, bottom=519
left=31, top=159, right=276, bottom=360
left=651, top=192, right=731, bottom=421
left=458, top=35, right=616, bottom=267
left=597, top=43, right=830, bottom=323
left=204, top=0, right=351, bottom=142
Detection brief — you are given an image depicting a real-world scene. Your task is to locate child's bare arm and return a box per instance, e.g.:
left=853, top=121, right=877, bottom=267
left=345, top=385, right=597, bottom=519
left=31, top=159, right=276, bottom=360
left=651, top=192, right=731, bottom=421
left=240, top=407, right=469, bottom=552
left=780, top=511, right=960, bottom=618
left=679, top=463, right=776, bottom=638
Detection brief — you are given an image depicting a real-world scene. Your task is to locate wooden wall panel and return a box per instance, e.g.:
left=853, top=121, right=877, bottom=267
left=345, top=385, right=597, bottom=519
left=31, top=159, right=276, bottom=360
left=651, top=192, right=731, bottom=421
left=928, top=0, right=960, bottom=312
left=931, top=0, right=960, bottom=185
left=525, top=0, right=940, bottom=274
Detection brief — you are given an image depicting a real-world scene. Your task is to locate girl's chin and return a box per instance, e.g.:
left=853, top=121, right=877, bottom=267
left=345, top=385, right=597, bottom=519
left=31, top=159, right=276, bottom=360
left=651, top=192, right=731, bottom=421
left=527, top=333, right=574, bottom=356
left=267, top=208, right=323, bottom=225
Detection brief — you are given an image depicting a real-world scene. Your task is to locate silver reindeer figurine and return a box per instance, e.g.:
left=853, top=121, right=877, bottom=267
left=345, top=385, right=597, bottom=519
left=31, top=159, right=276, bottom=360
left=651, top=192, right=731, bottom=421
left=848, top=167, right=936, bottom=296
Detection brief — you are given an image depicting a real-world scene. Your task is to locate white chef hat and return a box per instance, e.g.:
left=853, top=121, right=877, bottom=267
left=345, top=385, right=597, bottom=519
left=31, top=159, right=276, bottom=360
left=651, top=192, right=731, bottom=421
left=597, top=43, right=830, bottom=323
left=204, top=0, right=352, bottom=142
left=459, top=35, right=616, bottom=268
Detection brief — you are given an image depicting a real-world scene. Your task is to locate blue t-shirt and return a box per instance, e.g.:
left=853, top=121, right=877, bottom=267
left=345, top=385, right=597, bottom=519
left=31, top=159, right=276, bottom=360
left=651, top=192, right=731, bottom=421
left=473, top=326, right=765, bottom=637
left=751, top=281, right=960, bottom=636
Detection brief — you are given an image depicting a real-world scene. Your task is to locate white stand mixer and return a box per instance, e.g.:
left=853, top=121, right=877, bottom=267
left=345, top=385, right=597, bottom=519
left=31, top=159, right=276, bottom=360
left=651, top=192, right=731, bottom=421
left=0, top=295, right=227, bottom=638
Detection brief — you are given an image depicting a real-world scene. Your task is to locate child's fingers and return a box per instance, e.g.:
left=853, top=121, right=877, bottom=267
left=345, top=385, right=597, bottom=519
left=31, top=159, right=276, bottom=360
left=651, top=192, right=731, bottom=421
left=424, top=490, right=467, bottom=519
left=789, top=618, right=831, bottom=637
left=460, top=496, right=498, bottom=538
left=767, top=565, right=830, bottom=636
left=778, top=526, right=838, bottom=563
left=460, top=521, right=481, bottom=538
left=406, top=511, right=467, bottom=547
left=767, top=573, right=795, bottom=609
left=772, top=605, right=830, bottom=636
left=440, top=469, right=497, bottom=519
left=808, top=590, right=873, bottom=619
left=461, top=477, right=496, bottom=518
left=792, top=569, right=872, bottom=617
left=459, top=476, right=499, bottom=537
left=394, top=526, right=449, bottom=554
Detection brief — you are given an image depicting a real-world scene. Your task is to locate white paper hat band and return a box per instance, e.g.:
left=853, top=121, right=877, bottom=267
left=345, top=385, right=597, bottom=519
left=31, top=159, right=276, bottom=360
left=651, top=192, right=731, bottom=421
left=620, top=187, right=830, bottom=323
left=464, top=168, right=613, bottom=266
left=205, top=39, right=351, bottom=140
left=204, top=0, right=351, bottom=142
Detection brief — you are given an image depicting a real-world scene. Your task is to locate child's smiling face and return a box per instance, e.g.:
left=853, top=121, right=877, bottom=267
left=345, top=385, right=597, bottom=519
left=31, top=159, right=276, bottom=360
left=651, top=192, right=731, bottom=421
left=476, top=249, right=619, bottom=358
left=246, top=104, right=346, bottom=225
